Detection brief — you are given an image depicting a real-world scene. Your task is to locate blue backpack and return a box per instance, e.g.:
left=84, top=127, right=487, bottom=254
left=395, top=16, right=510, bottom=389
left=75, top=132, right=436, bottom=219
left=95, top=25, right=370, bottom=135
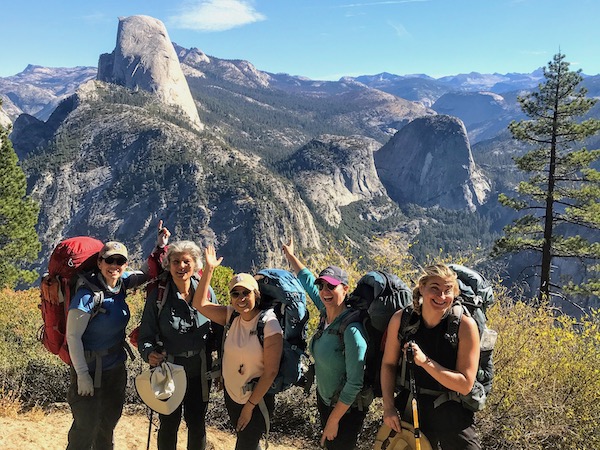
left=224, top=268, right=309, bottom=394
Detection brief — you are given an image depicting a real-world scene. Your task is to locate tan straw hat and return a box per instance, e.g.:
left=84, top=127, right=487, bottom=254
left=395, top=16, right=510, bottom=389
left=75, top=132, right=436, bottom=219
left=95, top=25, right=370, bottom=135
left=373, top=422, right=433, bottom=450
left=135, top=362, right=187, bottom=415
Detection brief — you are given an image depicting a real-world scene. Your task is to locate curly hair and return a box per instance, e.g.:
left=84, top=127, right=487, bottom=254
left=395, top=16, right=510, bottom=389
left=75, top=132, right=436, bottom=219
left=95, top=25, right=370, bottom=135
left=161, top=240, right=203, bottom=272
left=411, top=263, right=459, bottom=314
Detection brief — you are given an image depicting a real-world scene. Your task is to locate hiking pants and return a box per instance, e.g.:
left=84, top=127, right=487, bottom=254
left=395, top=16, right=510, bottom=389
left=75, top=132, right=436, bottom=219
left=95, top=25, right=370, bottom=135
left=316, top=392, right=367, bottom=450
left=395, top=391, right=482, bottom=450
left=66, top=363, right=126, bottom=450
left=224, top=389, right=275, bottom=450
left=158, top=373, right=208, bottom=450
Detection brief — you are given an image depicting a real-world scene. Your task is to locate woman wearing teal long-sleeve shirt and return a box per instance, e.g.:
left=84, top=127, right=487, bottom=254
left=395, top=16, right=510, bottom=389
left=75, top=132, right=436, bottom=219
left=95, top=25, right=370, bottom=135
left=283, top=238, right=368, bottom=450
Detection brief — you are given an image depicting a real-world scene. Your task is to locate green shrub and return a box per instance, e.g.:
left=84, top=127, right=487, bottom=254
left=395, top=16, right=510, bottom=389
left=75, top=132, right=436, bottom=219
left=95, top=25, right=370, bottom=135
left=2, top=269, right=600, bottom=449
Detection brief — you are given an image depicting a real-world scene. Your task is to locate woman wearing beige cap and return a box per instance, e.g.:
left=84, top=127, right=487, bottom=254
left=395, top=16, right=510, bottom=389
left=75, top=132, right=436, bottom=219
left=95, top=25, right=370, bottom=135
left=193, top=245, right=283, bottom=450
left=65, top=240, right=148, bottom=450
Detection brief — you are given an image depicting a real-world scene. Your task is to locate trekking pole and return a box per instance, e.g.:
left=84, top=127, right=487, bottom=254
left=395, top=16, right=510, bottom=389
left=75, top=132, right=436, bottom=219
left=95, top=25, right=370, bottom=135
left=146, top=408, right=153, bottom=450
left=406, top=342, right=422, bottom=450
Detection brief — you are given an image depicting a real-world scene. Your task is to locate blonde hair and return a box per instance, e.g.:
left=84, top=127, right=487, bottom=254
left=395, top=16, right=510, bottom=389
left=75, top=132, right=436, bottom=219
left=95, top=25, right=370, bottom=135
left=411, top=263, right=459, bottom=314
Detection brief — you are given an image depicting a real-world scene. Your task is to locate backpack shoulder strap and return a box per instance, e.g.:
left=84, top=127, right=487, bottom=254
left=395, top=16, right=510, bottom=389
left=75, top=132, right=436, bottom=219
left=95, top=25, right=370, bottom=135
left=255, top=309, right=270, bottom=347
left=75, top=273, right=105, bottom=318
left=398, top=305, right=419, bottom=344
left=156, top=275, right=169, bottom=316
left=444, top=302, right=464, bottom=349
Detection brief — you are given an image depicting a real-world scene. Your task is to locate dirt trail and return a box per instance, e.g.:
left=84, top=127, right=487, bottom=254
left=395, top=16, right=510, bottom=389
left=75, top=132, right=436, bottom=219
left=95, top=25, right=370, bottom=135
left=0, top=406, right=316, bottom=450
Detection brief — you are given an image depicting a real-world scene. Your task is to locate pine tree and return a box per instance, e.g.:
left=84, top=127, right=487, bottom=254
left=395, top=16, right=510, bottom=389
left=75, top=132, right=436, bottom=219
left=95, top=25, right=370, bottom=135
left=0, top=101, right=41, bottom=288
left=493, top=53, right=600, bottom=303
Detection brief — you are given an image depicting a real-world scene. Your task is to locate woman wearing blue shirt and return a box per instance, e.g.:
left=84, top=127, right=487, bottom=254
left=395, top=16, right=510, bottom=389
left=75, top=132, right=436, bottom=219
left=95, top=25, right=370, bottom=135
left=65, top=241, right=147, bottom=450
left=283, top=238, right=368, bottom=450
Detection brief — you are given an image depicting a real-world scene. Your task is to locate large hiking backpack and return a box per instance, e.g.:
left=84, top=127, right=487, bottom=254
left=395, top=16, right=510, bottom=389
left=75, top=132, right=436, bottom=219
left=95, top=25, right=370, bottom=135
left=38, top=236, right=105, bottom=364
left=224, top=268, right=309, bottom=394
left=332, top=271, right=413, bottom=398
left=398, top=264, right=497, bottom=412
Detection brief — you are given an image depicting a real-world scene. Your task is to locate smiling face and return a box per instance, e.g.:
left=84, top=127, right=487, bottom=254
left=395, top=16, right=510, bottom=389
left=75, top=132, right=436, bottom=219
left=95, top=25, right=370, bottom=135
left=230, top=287, right=258, bottom=314
left=168, top=252, right=196, bottom=283
left=316, top=279, right=348, bottom=308
left=98, top=256, right=128, bottom=287
left=420, top=275, right=457, bottom=313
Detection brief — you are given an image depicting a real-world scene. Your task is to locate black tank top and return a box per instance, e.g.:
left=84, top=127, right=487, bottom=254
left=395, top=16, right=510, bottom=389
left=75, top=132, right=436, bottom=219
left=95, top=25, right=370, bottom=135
left=410, top=315, right=457, bottom=392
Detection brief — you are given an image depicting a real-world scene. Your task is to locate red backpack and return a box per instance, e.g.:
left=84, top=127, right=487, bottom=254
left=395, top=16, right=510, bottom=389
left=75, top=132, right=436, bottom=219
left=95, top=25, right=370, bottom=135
left=38, top=236, right=104, bottom=364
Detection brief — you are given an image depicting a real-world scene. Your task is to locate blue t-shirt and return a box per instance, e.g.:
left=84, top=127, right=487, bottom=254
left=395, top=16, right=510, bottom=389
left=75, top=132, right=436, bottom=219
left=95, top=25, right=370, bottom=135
left=69, top=271, right=146, bottom=371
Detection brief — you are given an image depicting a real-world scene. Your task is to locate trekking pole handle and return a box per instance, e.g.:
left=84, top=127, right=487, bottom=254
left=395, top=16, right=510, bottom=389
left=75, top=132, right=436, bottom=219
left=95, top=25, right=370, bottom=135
left=406, top=340, right=415, bottom=364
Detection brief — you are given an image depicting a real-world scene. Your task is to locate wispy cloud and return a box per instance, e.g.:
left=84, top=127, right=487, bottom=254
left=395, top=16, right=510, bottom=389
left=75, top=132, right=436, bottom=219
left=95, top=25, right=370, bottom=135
left=337, top=0, right=430, bottom=7
left=388, top=21, right=410, bottom=38
left=170, top=0, right=266, bottom=32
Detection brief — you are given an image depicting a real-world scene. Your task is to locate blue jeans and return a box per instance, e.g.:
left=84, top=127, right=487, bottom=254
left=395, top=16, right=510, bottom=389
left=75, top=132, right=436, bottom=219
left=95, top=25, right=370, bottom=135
left=66, top=363, right=126, bottom=450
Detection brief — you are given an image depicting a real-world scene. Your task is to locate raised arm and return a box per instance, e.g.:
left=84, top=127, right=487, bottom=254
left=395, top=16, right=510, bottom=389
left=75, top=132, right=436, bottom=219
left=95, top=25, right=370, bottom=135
left=282, top=236, right=306, bottom=275
left=282, top=237, right=322, bottom=308
left=191, top=245, right=228, bottom=326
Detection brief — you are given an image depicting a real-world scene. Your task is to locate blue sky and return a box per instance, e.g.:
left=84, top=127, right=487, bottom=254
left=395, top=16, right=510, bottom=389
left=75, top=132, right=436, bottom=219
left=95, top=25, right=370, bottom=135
left=2, top=0, right=599, bottom=80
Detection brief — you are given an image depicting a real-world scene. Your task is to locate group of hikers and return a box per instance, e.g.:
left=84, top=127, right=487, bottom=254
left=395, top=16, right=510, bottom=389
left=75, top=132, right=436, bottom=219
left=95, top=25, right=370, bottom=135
left=53, top=221, right=484, bottom=450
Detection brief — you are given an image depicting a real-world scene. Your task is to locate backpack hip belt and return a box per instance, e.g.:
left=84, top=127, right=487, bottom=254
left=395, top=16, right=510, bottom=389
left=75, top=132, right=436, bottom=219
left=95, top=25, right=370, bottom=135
left=84, top=340, right=135, bottom=388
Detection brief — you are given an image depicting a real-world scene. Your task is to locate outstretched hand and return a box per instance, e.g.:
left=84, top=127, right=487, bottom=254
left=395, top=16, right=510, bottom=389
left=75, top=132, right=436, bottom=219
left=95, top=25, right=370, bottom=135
left=282, top=236, right=294, bottom=258
left=204, top=245, right=223, bottom=270
left=157, top=220, right=171, bottom=248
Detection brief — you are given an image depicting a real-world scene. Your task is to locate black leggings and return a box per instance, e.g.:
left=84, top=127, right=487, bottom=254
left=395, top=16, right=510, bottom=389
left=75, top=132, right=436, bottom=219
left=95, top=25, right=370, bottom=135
left=67, top=363, right=126, bottom=450
left=224, top=389, right=275, bottom=450
left=158, top=374, right=208, bottom=450
left=316, top=392, right=367, bottom=450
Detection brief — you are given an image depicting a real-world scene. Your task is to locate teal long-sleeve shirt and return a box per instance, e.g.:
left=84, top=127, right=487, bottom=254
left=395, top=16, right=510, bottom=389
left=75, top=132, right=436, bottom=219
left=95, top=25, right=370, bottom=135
left=297, top=268, right=367, bottom=406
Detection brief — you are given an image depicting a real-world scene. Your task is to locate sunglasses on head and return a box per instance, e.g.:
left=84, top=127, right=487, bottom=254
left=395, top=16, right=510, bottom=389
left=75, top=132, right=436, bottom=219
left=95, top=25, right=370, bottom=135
left=315, top=281, right=337, bottom=291
left=103, top=256, right=127, bottom=265
left=230, top=289, right=251, bottom=299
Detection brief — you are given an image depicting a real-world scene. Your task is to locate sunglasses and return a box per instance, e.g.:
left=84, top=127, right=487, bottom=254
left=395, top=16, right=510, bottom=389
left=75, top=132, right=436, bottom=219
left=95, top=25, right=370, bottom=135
left=230, top=290, right=251, bottom=299
left=103, top=256, right=127, bottom=265
left=315, top=281, right=338, bottom=291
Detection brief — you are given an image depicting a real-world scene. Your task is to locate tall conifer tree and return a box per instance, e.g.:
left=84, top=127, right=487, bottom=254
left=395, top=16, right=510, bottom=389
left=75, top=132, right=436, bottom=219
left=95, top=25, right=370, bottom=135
left=493, top=53, right=600, bottom=302
left=0, top=100, right=41, bottom=288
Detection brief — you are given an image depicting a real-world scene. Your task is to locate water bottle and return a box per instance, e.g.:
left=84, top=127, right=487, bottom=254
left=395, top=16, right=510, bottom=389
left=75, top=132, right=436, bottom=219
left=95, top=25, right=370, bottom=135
left=480, top=327, right=498, bottom=351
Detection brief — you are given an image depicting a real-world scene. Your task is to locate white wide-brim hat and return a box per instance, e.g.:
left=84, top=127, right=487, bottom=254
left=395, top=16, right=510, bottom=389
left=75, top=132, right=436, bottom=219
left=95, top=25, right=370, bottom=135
left=135, top=362, right=187, bottom=415
left=373, top=422, right=433, bottom=450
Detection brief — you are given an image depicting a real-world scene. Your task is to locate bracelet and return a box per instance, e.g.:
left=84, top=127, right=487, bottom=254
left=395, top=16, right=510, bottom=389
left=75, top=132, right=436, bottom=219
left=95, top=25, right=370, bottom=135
left=248, top=399, right=257, bottom=406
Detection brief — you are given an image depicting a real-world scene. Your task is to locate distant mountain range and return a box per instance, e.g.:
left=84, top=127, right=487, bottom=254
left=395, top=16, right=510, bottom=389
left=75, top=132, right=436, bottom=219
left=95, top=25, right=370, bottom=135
left=1, top=15, right=598, bottom=309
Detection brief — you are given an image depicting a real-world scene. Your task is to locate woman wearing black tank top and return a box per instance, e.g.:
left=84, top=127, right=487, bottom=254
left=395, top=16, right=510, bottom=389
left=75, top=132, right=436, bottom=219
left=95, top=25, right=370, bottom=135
left=380, top=264, right=482, bottom=449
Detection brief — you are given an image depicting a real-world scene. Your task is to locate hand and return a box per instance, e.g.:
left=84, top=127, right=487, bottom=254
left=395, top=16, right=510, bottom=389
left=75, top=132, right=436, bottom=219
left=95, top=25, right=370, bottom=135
left=148, top=350, right=167, bottom=367
left=236, top=402, right=255, bottom=431
left=383, top=405, right=402, bottom=433
left=157, top=220, right=170, bottom=248
left=282, top=236, right=294, bottom=259
left=204, top=246, right=223, bottom=270
left=77, top=372, right=94, bottom=396
left=404, top=341, right=428, bottom=367
left=320, top=416, right=339, bottom=446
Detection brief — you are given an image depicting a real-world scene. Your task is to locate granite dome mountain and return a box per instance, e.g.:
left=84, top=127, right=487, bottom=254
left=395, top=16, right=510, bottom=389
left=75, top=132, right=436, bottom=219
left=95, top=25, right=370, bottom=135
left=4, top=15, right=599, bottom=295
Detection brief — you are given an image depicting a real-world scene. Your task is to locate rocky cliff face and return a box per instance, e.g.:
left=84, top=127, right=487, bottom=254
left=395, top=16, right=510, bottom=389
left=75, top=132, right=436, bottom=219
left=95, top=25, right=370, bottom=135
left=374, top=115, right=491, bottom=212
left=281, top=135, right=388, bottom=226
left=17, top=80, right=320, bottom=271
left=97, top=16, right=203, bottom=131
